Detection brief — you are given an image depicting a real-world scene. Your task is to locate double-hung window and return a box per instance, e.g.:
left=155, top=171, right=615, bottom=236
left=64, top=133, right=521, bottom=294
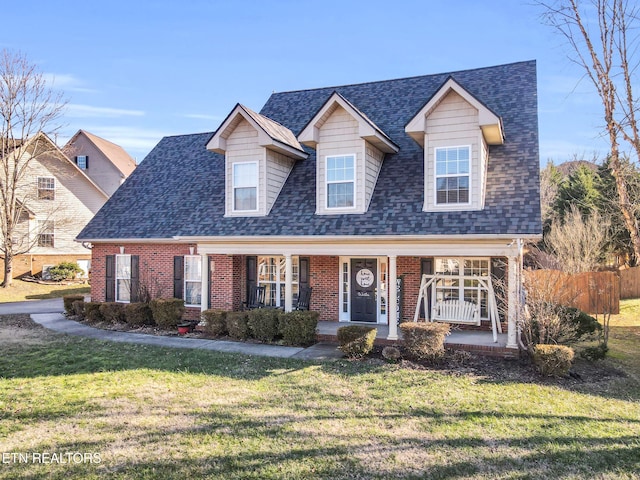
left=326, top=155, right=355, bottom=208
left=37, top=220, right=54, bottom=247
left=435, top=146, right=470, bottom=204
left=257, top=256, right=299, bottom=308
left=76, top=155, right=88, bottom=170
left=37, top=177, right=55, bottom=200
left=434, top=257, right=489, bottom=318
left=115, top=254, right=131, bottom=303
left=233, top=162, right=258, bottom=212
left=184, top=255, right=202, bottom=306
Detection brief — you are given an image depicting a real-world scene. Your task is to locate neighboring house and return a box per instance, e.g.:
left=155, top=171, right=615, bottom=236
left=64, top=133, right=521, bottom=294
left=77, top=61, right=541, bottom=351
left=64, top=130, right=137, bottom=197
left=7, top=133, right=109, bottom=278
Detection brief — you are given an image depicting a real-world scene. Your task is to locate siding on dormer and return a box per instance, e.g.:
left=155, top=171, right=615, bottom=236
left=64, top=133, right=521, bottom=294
left=424, top=90, right=484, bottom=211
left=266, top=149, right=295, bottom=214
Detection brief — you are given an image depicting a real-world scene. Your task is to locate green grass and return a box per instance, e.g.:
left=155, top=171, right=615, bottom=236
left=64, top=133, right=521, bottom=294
left=0, top=279, right=90, bottom=302
left=607, top=298, right=640, bottom=379
left=0, top=314, right=639, bottom=479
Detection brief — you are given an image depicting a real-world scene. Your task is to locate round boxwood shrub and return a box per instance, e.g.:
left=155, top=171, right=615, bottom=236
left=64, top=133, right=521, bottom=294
left=84, top=302, right=103, bottom=323
left=400, top=322, right=450, bottom=361
left=48, top=262, right=83, bottom=281
left=278, top=310, right=319, bottom=346
left=247, top=308, right=280, bottom=342
left=533, top=344, right=575, bottom=377
left=99, top=302, right=126, bottom=324
left=63, top=294, right=85, bottom=315
left=382, top=346, right=402, bottom=363
left=150, top=298, right=185, bottom=328
left=124, top=303, right=154, bottom=326
left=226, top=311, right=250, bottom=340
left=337, top=325, right=377, bottom=358
left=202, top=309, right=228, bottom=337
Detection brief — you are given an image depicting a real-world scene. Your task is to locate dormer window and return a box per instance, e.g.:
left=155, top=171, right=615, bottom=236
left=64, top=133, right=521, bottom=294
left=435, top=146, right=470, bottom=205
left=233, top=162, right=258, bottom=212
left=326, top=155, right=355, bottom=208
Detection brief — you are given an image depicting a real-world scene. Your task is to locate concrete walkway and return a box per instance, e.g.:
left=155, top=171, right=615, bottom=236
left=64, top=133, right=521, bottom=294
left=0, top=297, right=65, bottom=315
left=29, top=313, right=345, bottom=360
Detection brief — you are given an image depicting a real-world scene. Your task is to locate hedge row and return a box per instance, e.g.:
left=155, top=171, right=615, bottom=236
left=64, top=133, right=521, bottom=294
left=202, top=308, right=319, bottom=346
left=64, top=296, right=185, bottom=328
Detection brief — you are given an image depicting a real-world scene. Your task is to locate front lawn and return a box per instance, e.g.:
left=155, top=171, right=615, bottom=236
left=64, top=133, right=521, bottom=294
left=0, top=314, right=639, bottom=479
left=0, top=279, right=90, bottom=303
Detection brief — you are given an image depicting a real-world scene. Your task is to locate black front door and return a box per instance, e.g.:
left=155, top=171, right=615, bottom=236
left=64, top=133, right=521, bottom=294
left=351, top=258, right=377, bottom=322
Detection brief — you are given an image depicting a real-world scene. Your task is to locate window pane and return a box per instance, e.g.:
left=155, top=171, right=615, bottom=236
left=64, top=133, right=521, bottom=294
left=233, top=163, right=257, bottom=187
left=116, top=255, right=131, bottom=278
left=328, top=182, right=354, bottom=208
left=185, top=282, right=201, bottom=305
left=117, top=279, right=131, bottom=302
left=185, top=256, right=202, bottom=281
left=234, top=187, right=257, bottom=210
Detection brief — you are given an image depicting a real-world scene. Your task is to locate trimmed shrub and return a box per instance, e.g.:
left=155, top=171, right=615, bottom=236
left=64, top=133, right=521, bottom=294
left=278, top=310, right=319, bottom=346
left=337, top=325, right=377, bottom=358
left=150, top=298, right=185, bottom=328
left=124, top=303, right=154, bottom=326
left=400, top=322, right=450, bottom=361
left=533, top=344, right=575, bottom=377
left=226, top=311, right=250, bottom=340
left=63, top=294, right=85, bottom=315
left=72, top=300, right=85, bottom=320
left=559, top=306, right=602, bottom=340
left=247, top=308, right=280, bottom=342
left=99, top=302, right=125, bottom=324
left=581, top=343, right=608, bottom=361
left=84, top=302, right=103, bottom=323
left=202, top=309, right=228, bottom=337
left=382, top=346, right=402, bottom=363
left=48, top=261, right=83, bottom=281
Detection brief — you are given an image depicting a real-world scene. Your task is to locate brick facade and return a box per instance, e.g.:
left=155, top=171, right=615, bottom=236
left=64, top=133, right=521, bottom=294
left=12, top=253, right=92, bottom=278
left=308, top=255, right=340, bottom=321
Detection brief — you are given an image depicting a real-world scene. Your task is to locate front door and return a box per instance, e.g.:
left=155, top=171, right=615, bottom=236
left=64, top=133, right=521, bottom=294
left=351, top=258, right=377, bottom=322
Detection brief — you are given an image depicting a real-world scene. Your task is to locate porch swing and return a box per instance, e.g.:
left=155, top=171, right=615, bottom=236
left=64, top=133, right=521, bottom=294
left=412, top=273, right=502, bottom=342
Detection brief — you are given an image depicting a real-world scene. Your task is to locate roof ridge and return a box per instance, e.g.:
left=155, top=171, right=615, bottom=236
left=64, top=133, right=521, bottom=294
left=269, top=60, right=536, bottom=96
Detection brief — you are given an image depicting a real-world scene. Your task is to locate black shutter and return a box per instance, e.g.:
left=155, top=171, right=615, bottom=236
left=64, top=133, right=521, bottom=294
left=246, top=256, right=257, bottom=300
left=491, top=257, right=507, bottom=319
left=74, top=156, right=79, bottom=166
left=420, top=258, right=433, bottom=320
left=130, top=255, right=139, bottom=302
left=85, top=155, right=89, bottom=169
left=174, top=256, right=184, bottom=300
left=299, top=257, right=310, bottom=290
left=105, top=255, right=115, bottom=302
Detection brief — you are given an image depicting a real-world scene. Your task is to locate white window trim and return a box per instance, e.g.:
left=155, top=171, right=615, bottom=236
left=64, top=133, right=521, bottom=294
left=184, top=255, right=202, bottom=307
left=76, top=155, right=88, bottom=169
left=115, top=254, right=132, bottom=304
left=433, top=256, right=490, bottom=320
left=37, top=220, right=55, bottom=248
left=433, top=145, right=472, bottom=207
left=37, top=176, right=55, bottom=200
left=232, top=161, right=259, bottom=213
left=325, top=154, right=357, bottom=210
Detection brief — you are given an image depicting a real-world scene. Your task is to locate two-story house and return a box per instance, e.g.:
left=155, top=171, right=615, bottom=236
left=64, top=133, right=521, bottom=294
left=64, top=130, right=137, bottom=197
left=8, top=133, right=109, bottom=278
left=77, top=61, right=541, bottom=351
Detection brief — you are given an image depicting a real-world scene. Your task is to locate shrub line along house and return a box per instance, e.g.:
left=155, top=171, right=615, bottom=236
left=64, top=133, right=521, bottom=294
left=76, top=61, right=541, bottom=351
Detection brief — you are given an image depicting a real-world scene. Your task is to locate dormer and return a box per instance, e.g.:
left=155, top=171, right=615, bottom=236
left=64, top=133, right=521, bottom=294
left=298, top=92, right=399, bottom=215
left=405, top=77, right=504, bottom=212
left=207, top=104, right=308, bottom=217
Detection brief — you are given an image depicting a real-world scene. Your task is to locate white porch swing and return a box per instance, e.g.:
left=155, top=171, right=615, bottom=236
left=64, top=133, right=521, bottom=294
left=413, top=273, right=503, bottom=342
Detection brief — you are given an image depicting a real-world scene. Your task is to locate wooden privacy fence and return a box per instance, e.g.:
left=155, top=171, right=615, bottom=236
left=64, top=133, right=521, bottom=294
left=620, top=266, right=640, bottom=299
left=525, top=269, right=620, bottom=315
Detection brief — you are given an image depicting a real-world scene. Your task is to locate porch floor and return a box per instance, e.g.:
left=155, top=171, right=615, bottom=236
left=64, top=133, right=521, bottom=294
left=317, top=321, right=515, bottom=357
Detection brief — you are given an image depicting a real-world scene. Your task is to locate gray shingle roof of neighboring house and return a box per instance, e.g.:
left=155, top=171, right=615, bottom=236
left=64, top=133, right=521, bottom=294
left=77, top=60, right=541, bottom=241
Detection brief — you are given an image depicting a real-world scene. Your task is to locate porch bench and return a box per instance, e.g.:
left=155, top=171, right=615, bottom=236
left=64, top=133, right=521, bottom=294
left=431, top=299, right=481, bottom=326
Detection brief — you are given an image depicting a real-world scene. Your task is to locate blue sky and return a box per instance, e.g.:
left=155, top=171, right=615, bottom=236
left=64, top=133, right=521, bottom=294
left=3, top=0, right=610, bottom=164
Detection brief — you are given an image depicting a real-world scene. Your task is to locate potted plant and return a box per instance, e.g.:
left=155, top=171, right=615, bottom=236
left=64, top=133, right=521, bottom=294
left=177, top=322, right=192, bottom=335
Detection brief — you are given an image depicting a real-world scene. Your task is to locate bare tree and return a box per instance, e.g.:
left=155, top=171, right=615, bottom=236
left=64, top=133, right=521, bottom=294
left=539, top=0, right=640, bottom=265
left=545, top=204, right=610, bottom=273
left=0, top=50, right=66, bottom=286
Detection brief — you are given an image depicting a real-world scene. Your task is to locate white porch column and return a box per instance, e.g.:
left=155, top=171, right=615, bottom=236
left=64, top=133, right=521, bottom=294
left=506, top=255, right=518, bottom=349
left=199, top=254, right=209, bottom=325
left=284, top=254, right=293, bottom=312
left=387, top=255, right=398, bottom=340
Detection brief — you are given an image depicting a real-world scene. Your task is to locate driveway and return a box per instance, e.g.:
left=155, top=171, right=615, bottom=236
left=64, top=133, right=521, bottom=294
left=0, top=298, right=64, bottom=315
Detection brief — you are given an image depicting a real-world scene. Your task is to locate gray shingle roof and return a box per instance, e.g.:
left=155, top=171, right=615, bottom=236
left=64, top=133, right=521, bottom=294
left=77, top=60, right=541, bottom=241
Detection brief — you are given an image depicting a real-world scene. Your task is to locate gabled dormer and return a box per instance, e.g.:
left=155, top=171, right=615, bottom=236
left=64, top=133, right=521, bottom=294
left=298, top=92, right=399, bottom=215
left=207, top=104, right=308, bottom=217
left=405, top=77, right=503, bottom=212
